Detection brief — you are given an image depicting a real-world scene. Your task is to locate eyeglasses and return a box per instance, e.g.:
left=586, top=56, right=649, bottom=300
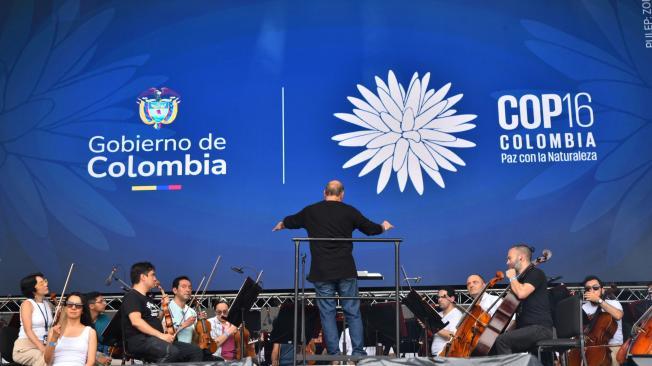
left=65, top=302, right=84, bottom=309
left=93, top=299, right=106, bottom=304
left=584, top=285, right=601, bottom=292
left=36, top=279, right=48, bottom=287
left=215, top=310, right=228, bottom=315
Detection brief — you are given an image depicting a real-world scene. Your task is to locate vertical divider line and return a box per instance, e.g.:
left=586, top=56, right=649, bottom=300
left=282, top=87, right=286, bottom=184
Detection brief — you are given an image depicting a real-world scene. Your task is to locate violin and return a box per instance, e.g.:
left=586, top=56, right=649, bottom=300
left=107, top=345, right=123, bottom=359
left=156, top=282, right=175, bottom=335
left=305, top=330, right=323, bottom=365
left=190, top=258, right=221, bottom=352
left=193, top=298, right=217, bottom=353
left=233, top=322, right=255, bottom=359
left=49, top=293, right=58, bottom=306
left=442, top=271, right=504, bottom=357
left=569, top=308, right=617, bottom=366
left=617, top=304, right=652, bottom=363
left=472, top=250, right=551, bottom=356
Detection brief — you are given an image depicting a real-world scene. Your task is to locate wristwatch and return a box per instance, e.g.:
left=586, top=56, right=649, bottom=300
left=598, top=299, right=604, bottom=304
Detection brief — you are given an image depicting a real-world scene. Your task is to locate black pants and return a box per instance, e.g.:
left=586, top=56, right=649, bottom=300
left=494, top=324, right=552, bottom=355
left=127, top=335, right=203, bottom=363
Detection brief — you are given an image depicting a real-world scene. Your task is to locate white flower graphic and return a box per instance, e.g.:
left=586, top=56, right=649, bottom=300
left=332, top=70, right=477, bottom=195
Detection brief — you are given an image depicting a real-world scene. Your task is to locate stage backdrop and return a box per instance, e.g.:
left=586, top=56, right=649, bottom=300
left=1, top=0, right=651, bottom=295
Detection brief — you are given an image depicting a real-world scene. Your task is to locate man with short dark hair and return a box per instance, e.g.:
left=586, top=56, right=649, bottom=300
left=493, top=245, right=553, bottom=355
left=582, top=275, right=624, bottom=366
left=168, top=276, right=197, bottom=345
left=86, top=291, right=112, bottom=364
left=120, top=262, right=202, bottom=362
left=431, top=287, right=463, bottom=356
left=273, top=180, right=393, bottom=357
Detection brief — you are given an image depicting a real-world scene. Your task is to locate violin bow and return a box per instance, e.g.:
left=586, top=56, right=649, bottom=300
left=197, top=256, right=222, bottom=311
left=192, top=255, right=222, bottom=315
left=53, top=263, right=75, bottom=324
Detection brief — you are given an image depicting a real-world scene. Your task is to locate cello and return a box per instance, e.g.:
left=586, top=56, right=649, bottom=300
left=617, top=304, right=652, bottom=363
left=472, top=249, right=552, bottom=356
left=568, top=308, right=617, bottom=366
left=441, top=271, right=504, bottom=357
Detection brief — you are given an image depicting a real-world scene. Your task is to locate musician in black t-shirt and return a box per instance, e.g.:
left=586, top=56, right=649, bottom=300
left=120, top=262, right=202, bottom=362
left=494, top=245, right=553, bottom=354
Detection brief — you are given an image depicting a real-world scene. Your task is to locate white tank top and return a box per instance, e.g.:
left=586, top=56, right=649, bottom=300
left=18, top=299, right=53, bottom=341
left=53, top=326, right=91, bottom=366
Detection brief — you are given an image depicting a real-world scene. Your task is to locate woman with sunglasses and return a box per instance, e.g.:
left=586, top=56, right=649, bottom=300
left=13, top=273, right=53, bottom=366
left=43, top=293, right=97, bottom=366
left=207, top=300, right=238, bottom=360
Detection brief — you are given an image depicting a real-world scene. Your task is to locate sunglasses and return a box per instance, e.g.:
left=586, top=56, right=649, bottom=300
left=65, top=302, right=84, bottom=309
left=584, top=285, right=601, bottom=292
left=215, top=310, right=228, bottom=315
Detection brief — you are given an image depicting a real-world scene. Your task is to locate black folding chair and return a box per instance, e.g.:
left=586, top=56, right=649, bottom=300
left=536, top=295, right=587, bottom=366
left=0, top=327, right=20, bottom=366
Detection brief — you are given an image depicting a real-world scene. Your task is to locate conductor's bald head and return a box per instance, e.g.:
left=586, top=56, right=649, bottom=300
left=324, top=180, right=344, bottom=201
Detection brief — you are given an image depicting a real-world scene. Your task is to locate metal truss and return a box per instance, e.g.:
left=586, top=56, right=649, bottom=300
left=2, top=285, right=649, bottom=314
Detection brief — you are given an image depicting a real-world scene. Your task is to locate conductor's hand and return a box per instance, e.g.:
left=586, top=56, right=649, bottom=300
left=272, top=221, right=285, bottom=231
left=381, top=220, right=394, bottom=232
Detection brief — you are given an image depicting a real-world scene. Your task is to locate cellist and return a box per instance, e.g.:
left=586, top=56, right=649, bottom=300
left=430, top=288, right=463, bottom=355
left=494, top=245, right=553, bottom=354
left=467, top=274, right=502, bottom=316
left=581, top=275, right=624, bottom=366
left=120, top=262, right=203, bottom=362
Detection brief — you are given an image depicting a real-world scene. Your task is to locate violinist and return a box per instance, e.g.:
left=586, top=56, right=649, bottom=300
left=43, top=292, right=97, bottom=366
left=582, top=275, right=624, bottom=366
left=494, top=245, right=553, bottom=355
left=431, top=288, right=463, bottom=355
left=207, top=301, right=238, bottom=360
left=85, top=292, right=112, bottom=365
left=13, top=273, right=53, bottom=366
left=168, top=276, right=197, bottom=345
left=467, top=274, right=502, bottom=316
left=120, top=262, right=202, bottom=362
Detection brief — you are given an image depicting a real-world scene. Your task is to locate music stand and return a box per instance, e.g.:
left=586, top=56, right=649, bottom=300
left=360, top=302, right=406, bottom=354
left=270, top=303, right=320, bottom=344
left=227, top=277, right=262, bottom=359
left=402, top=289, right=447, bottom=357
left=101, top=309, right=125, bottom=361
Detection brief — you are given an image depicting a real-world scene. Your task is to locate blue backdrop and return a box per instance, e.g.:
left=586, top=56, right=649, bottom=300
left=1, top=0, right=651, bottom=294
